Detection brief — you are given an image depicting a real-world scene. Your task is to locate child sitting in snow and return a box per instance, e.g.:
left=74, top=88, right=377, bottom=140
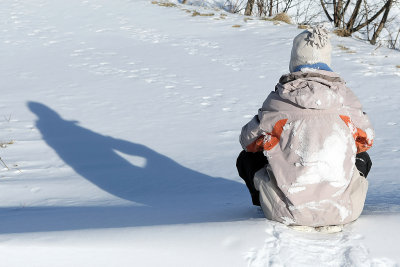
left=236, top=26, right=373, bottom=227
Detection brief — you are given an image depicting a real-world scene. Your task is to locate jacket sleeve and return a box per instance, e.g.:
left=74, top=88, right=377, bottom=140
left=239, top=112, right=264, bottom=151
left=239, top=93, right=288, bottom=152
left=343, top=89, right=374, bottom=153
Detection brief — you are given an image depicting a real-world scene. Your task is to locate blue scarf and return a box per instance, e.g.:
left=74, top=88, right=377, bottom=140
left=293, top=63, right=333, bottom=72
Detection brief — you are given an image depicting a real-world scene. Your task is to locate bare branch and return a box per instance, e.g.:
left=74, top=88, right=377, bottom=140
left=346, top=0, right=362, bottom=30
left=245, top=0, right=255, bottom=15
left=0, top=157, right=9, bottom=170
left=371, top=0, right=394, bottom=45
left=320, top=0, right=333, bottom=22
left=352, top=1, right=389, bottom=33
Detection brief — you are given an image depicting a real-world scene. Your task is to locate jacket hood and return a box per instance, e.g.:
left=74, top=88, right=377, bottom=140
left=275, top=70, right=347, bottom=109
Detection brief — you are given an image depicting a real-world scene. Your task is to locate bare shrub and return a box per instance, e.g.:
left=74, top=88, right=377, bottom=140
left=337, top=44, right=356, bottom=53
left=151, top=1, right=177, bottom=7
left=333, top=28, right=351, bottom=37
left=192, top=10, right=215, bottom=17
left=320, top=0, right=394, bottom=45
left=386, top=28, right=400, bottom=50
left=272, top=12, right=292, bottom=24
left=224, top=0, right=246, bottom=13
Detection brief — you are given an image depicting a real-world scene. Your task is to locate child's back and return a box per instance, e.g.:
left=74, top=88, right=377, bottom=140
left=238, top=26, right=374, bottom=227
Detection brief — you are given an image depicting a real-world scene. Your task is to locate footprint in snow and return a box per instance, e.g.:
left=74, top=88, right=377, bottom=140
left=227, top=98, right=239, bottom=104
left=245, top=223, right=397, bottom=267
left=219, top=130, right=239, bottom=137
left=30, top=187, right=41, bottom=193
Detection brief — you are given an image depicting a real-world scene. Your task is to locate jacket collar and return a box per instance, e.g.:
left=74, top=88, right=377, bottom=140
left=278, top=69, right=343, bottom=86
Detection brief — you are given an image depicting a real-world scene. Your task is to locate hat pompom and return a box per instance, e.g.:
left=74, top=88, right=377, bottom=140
left=306, top=26, right=329, bottom=48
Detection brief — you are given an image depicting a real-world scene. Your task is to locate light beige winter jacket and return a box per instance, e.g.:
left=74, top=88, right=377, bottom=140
left=240, top=70, right=374, bottom=227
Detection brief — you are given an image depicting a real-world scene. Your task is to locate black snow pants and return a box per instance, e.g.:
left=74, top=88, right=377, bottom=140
left=236, top=150, right=372, bottom=206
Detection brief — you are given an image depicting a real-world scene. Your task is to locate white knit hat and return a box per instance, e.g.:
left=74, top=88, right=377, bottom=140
left=289, top=26, right=332, bottom=72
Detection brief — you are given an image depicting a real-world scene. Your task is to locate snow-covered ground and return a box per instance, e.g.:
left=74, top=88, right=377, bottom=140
left=0, top=0, right=399, bottom=266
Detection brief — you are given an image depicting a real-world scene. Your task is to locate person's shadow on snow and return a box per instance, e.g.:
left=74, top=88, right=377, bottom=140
left=22, top=102, right=253, bottom=231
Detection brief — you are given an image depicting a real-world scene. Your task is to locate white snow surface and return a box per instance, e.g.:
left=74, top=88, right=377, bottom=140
left=1, top=0, right=400, bottom=266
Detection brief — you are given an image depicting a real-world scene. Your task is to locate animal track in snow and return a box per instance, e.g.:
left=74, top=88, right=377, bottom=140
left=68, top=45, right=198, bottom=101
left=114, top=19, right=245, bottom=71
